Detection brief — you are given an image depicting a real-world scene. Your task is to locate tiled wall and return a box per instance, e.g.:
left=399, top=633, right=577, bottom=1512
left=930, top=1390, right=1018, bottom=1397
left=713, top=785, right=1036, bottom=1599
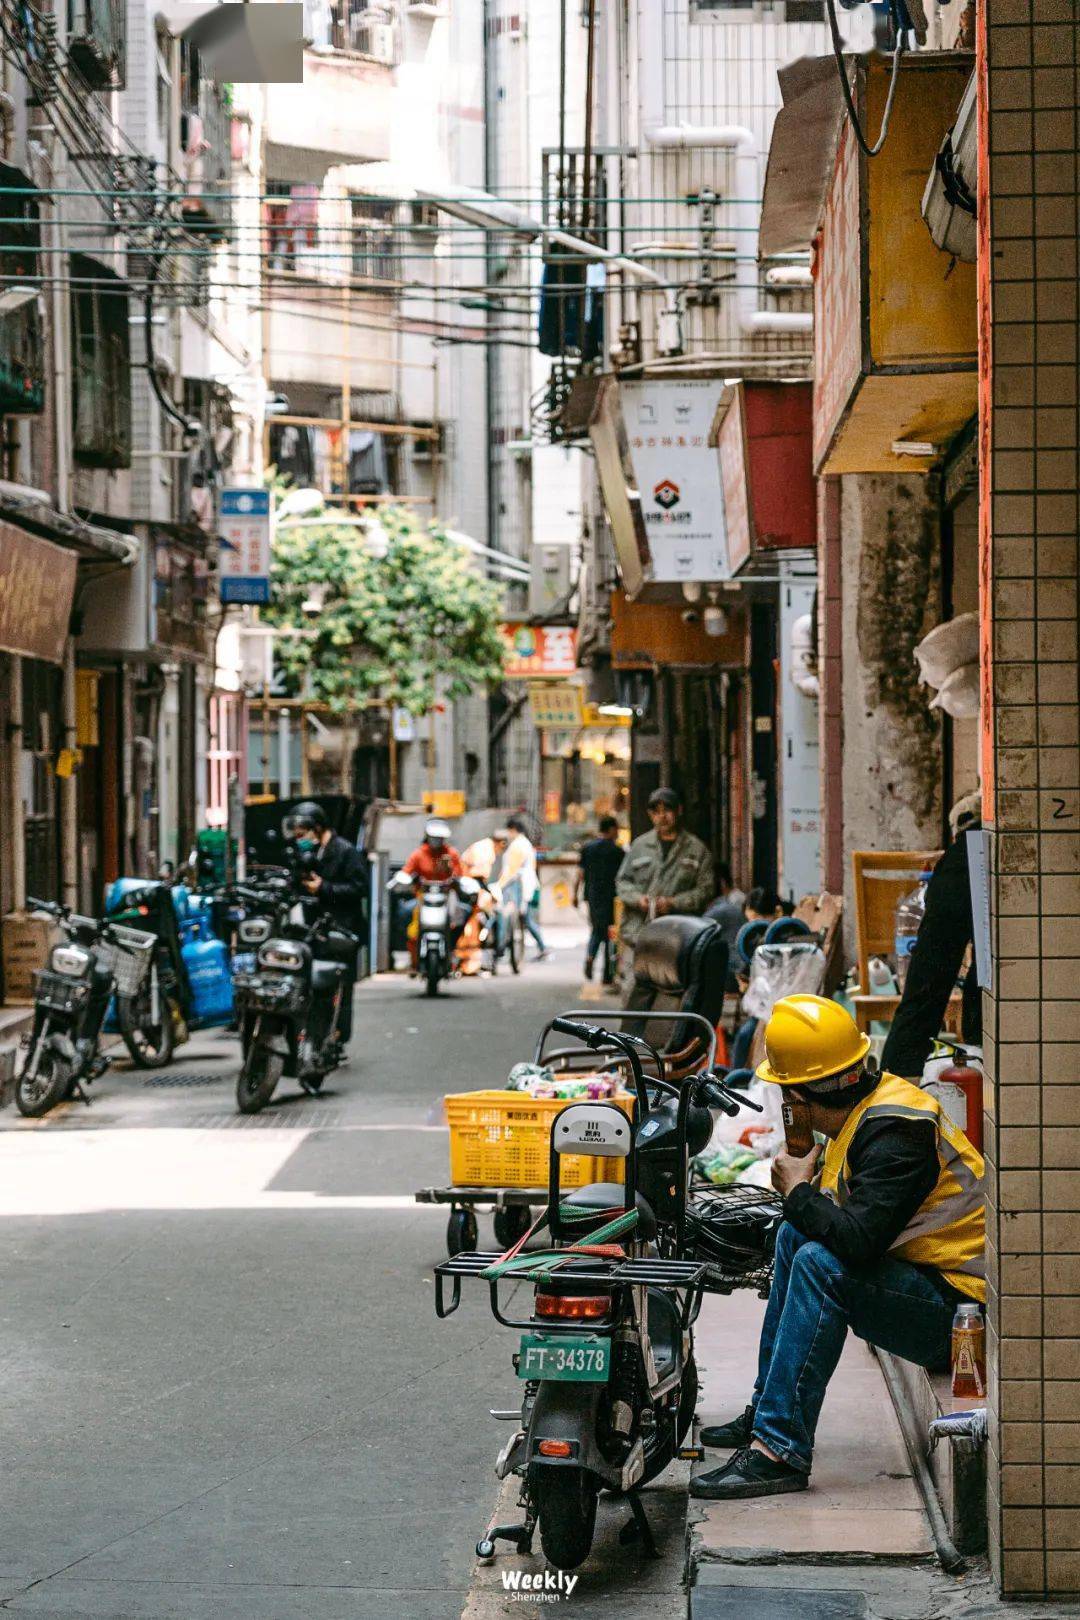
left=982, top=0, right=1080, bottom=1596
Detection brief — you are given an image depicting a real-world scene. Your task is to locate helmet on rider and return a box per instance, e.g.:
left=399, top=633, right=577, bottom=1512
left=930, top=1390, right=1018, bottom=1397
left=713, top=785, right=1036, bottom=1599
left=424, top=818, right=452, bottom=852
left=283, top=800, right=328, bottom=839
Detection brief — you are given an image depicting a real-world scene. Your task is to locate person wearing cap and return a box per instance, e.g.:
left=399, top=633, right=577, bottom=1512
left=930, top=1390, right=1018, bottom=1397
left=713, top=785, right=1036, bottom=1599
left=691, top=993, right=984, bottom=1502
left=615, top=788, right=713, bottom=989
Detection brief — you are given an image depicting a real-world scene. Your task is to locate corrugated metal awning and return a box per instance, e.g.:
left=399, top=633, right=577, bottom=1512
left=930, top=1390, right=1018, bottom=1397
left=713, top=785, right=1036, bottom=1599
left=759, top=56, right=846, bottom=259
left=0, top=484, right=138, bottom=567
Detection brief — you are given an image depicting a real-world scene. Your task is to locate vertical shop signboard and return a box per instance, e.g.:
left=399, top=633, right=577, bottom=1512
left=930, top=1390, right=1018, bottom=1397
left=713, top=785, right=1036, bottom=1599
left=621, top=379, right=729, bottom=582
left=219, top=489, right=272, bottom=604
left=813, top=118, right=863, bottom=470
left=715, top=385, right=753, bottom=575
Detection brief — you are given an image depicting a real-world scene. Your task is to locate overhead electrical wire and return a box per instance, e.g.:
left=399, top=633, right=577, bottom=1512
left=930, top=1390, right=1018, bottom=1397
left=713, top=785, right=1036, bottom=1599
left=825, top=0, right=906, bottom=158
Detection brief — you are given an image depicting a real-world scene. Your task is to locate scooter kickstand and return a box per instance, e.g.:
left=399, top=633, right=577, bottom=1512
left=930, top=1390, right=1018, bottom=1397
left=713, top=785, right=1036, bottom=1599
left=476, top=1521, right=533, bottom=1563
left=619, top=1490, right=659, bottom=1558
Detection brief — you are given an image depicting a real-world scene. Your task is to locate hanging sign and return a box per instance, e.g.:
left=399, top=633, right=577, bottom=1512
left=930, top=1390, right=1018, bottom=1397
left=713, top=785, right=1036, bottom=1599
left=219, top=488, right=272, bottom=604
left=0, top=522, right=77, bottom=664
left=620, top=379, right=728, bottom=582
left=528, top=683, right=584, bottom=729
left=498, top=623, right=578, bottom=678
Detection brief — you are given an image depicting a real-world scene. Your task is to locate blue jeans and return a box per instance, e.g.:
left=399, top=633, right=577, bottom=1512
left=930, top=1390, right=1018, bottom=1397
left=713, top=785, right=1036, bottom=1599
left=750, top=1221, right=956, bottom=1473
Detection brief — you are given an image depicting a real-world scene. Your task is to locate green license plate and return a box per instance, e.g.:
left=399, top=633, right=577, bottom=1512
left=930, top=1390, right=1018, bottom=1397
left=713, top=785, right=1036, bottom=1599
left=517, top=1333, right=611, bottom=1382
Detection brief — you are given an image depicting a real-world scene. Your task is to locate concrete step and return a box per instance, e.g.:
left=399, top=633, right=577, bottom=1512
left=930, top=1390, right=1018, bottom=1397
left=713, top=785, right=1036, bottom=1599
left=877, top=1349, right=988, bottom=1556
left=0, top=1005, right=33, bottom=1107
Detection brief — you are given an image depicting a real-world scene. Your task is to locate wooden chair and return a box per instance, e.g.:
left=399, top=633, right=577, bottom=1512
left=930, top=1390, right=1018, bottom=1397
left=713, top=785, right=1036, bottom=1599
left=850, top=850, right=946, bottom=1034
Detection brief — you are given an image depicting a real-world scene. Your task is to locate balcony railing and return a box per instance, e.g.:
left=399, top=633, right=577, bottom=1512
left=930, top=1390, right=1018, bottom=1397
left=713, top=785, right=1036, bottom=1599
left=178, top=45, right=233, bottom=240
left=0, top=162, right=45, bottom=416
left=67, top=0, right=125, bottom=88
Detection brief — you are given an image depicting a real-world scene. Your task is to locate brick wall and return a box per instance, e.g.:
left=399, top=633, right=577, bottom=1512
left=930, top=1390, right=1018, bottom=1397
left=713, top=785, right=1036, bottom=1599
left=980, top=0, right=1080, bottom=1596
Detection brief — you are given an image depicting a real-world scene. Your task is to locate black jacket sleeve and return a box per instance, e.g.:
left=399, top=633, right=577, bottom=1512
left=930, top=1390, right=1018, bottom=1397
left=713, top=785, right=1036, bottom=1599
left=880, top=837, right=974, bottom=1078
left=317, top=837, right=369, bottom=927
left=783, top=1117, right=940, bottom=1269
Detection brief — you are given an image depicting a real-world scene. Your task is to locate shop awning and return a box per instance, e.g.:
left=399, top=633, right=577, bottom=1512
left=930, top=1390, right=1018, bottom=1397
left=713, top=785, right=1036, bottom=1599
left=0, top=484, right=138, bottom=567
left=759, top=56, right=845, bottom=258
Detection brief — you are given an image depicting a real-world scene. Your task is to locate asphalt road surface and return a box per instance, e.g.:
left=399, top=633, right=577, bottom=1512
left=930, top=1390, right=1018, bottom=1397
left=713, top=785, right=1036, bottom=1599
left=0, top=937, right=687, bottom=1619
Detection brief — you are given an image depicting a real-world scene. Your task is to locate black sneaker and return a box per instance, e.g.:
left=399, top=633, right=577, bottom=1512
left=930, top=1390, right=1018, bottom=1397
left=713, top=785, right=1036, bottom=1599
left=700, top=1403, right=754, bottom=1450
left=689, top=1446, right=808, bottom=1501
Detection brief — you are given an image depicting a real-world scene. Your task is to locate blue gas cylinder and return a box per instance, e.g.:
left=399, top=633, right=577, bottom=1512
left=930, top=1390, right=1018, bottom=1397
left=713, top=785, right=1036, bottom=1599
left=181, top=917, right=234, bottom=1025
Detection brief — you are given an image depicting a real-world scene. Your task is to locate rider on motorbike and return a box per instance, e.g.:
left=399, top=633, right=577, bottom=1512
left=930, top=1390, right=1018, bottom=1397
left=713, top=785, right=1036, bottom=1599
left=283, top=801, right=368, bottom=1046
left=400, top=819, right=465, bottom=970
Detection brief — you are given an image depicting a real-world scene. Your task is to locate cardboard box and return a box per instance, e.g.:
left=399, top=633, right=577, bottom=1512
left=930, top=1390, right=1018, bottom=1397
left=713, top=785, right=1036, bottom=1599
left=3, top=911, right=60, bottom=1005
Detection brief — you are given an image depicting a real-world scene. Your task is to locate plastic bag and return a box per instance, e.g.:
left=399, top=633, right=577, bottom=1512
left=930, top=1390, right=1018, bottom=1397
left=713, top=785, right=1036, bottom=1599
left=742, top=942, right=827, bottom=1023
left=694, top=1142, right=761, bottom=1186
left=700, top=1077, right=785, bottom=1157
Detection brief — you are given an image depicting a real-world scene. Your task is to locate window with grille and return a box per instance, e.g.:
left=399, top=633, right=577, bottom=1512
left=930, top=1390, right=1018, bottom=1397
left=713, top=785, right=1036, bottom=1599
left=264, top=183, right=319, bottom=272
left=350, top=198, right=398, bottom=287
left=691, top=0, right=824, bottom=17
left=70, top=255, right=131, bottom=470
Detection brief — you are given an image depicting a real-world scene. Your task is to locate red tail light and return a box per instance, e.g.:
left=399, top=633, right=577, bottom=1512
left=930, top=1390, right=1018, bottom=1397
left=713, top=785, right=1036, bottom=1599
left=538, top=1439, right=574, bottom=1458
left=535, top=1292, right=610, bottom=1320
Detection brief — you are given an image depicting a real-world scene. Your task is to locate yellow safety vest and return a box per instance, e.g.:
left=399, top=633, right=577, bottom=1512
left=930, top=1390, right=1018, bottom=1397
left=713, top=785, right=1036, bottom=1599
left=818, top=1072, right=985, bottom=1303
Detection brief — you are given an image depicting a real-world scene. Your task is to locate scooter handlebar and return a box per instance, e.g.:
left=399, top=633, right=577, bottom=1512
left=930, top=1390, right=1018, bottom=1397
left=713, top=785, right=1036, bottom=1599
left=550, top=1016, right=605, bottom=1049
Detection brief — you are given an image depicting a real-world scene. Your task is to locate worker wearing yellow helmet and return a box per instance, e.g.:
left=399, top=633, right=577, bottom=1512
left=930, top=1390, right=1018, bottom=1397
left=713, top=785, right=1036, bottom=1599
left=691, top=993, right=984, bottom=1503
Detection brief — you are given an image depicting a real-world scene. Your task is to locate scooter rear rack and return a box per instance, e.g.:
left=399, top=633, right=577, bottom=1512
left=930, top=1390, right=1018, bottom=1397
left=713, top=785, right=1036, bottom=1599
left=434, top=1251, right=709, bottom=1321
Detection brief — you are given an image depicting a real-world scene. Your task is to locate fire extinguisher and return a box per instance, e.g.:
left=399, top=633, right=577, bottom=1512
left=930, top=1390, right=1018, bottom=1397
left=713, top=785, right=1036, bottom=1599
left=936, top=1054, right=984, bottom=1153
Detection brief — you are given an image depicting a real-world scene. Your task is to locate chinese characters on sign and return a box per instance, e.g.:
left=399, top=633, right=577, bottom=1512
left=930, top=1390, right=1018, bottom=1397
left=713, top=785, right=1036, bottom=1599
left=813, top=119, right=862, bottom=470
left=714, top=386, right=753, bottom=575
left=527, top=684, right=584, bottom=729
left=0, top=523, right=78, bottom=664
left=219, top=488, right=272, bottom=604
left=621, top=379, right=728, bottom=582
left=498, top=624, right=578, bottom=678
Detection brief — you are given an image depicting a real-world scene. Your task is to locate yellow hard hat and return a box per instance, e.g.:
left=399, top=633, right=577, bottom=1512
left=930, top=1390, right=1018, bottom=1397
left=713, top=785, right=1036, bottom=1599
left=756, top=994, right=872, bottom=1087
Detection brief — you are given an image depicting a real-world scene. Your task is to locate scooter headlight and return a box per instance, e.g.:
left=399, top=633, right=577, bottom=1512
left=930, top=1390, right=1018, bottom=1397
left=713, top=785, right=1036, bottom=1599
left=49, top=944, right=91, bottom=979
left=239, top=917, right=271, bottom=945
left=257, top=940, right=304, bottom=971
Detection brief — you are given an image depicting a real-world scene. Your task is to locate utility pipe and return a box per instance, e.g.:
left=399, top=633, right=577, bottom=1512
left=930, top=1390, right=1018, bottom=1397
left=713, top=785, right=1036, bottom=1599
left=636, top=12, right=812, bottom=336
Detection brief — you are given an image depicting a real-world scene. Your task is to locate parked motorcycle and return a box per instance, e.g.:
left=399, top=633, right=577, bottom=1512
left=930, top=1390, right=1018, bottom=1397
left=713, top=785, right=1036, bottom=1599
left=15, top=899, right=154, bottom=1117
left=232, top=892, right=359, bottom=1113
left=433, top=1013, right=762, bottom=1570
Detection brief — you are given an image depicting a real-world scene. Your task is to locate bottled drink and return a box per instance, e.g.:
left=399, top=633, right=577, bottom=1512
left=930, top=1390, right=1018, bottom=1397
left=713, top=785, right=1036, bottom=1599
left=951, top=1302, right=986, bottom=1399
left=894, top=872, right=933, bottom=991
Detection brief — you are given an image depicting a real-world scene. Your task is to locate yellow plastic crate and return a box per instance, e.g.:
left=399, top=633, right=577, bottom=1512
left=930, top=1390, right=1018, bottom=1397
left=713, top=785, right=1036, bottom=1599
left=445, top=1088, right=634, bottom=1190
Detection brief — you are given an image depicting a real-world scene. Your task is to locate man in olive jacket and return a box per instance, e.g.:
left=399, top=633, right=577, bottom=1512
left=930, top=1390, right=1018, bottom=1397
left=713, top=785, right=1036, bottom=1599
left=616, top=788, right=713, bottom=994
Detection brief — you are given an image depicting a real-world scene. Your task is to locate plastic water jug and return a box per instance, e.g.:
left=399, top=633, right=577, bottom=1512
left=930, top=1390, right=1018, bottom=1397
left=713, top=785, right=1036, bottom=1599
left=894, top=872, right=933, bottom=991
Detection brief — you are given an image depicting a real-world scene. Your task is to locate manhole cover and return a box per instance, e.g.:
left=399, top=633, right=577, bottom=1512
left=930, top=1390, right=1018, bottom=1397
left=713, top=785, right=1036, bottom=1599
left=142, top=1072, right=225, bottom=1088
left=692, top=1588, right=867, bottom=1620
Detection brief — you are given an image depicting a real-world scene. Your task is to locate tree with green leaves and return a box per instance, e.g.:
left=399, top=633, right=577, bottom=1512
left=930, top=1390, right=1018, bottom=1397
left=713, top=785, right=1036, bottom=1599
left=266, top=503, right=506, bottom=716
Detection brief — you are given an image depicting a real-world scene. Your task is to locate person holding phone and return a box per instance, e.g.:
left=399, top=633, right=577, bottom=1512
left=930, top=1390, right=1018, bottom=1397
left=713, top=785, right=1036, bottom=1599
left=691, top=994, right=985, bottom=1502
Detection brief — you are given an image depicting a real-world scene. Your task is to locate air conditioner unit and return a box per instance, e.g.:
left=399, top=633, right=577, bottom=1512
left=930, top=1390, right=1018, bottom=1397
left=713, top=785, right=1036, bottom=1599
left=355, top=19, right=396, bottom=61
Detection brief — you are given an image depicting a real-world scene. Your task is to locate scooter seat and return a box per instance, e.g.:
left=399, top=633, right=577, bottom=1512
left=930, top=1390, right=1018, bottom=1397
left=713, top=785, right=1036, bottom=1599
left=311, top=960, right=346, bottom=994
left=560, top=1182, right=657, bottom=1242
